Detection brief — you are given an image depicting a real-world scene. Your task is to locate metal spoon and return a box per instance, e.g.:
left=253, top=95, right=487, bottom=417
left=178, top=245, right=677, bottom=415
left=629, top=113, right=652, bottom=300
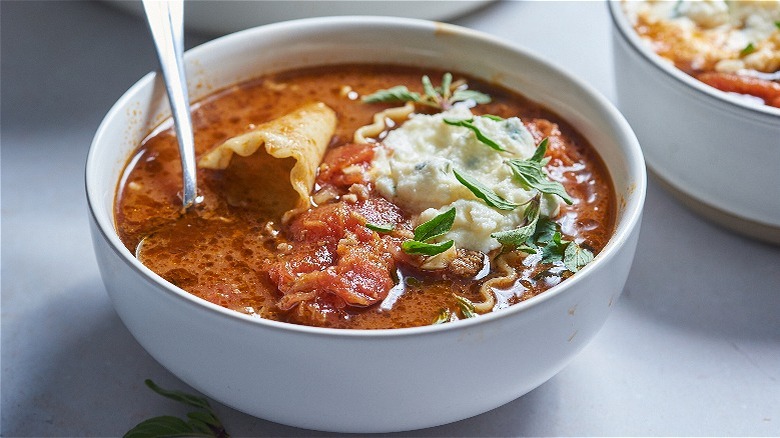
left=143, top=0, right=198, bottom=209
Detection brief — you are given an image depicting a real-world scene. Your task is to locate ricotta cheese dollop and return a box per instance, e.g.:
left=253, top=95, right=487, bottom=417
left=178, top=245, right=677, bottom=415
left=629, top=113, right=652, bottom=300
left=371, top=107, right=560, bottom=254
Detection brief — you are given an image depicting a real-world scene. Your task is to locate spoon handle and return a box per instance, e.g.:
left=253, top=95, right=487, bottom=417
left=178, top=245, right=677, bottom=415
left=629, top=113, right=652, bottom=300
left=143, top=0, right=198, bottom=208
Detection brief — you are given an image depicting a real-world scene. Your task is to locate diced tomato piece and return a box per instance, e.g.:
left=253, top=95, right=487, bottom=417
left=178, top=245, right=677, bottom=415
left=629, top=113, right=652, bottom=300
left=270, top=233, right=396, bottom=309
left=317, top=143, right=376, bottom=188
left=268, top=140, right=413, bottom=324
left=268, top=191, right=410, bottom=323
left=287, top=202, right=363, bottom=242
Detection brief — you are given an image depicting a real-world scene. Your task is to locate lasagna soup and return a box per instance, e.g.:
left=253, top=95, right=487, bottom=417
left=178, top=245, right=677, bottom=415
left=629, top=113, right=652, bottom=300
left=115, top=65, right=615, bottom=329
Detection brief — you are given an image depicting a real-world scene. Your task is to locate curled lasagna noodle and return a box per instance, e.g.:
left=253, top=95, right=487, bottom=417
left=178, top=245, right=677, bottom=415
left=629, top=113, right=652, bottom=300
left=199, top=102, right=337, bottom=221
left=353, top=102, right=415, bottom=143
left=474, top=253, right=521, bottom=313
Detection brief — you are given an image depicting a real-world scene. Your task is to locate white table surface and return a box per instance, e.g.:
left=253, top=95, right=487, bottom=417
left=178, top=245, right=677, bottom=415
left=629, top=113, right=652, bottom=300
left=2, top=1, right=779, bottom=436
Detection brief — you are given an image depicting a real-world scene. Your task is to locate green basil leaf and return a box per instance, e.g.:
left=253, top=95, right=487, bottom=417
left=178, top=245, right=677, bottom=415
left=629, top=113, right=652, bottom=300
left=443, top=118, right=506, bottom=152
left=740, top=42, right=756, bottom=57
left=124, top=416, right=213, bottom=438
left=125, top=380, right=230, bottom=438
left=507, top=159, right=573, bottom=205
left=421, top=75, right=438, bottom=101
left=453, top=169, right=518, bottom=210
left=454, top=294, right=477, bottom=318
left=366, top=222, right=394, bottom=233
left=540, top=231, right=567, bottom=263
left=564, top=242, right=594, bottom=273
left=186, top=411, right=223, bottom=429
left=530, top=137, right=549, bottom=163
left=516, top=244, right=538, bottom=254
left=432, top=309, right=452, bottom=325
left=362, top=85, right=421, bottom=104
left=775, top=21, right=780, bottom=30
left=491, top=199, right=541, bottom=246
left=401, top=239, right=454, bottom=256
left=533, top=217, right=560, bottom=244
left=363, top=73, right=490, bottom=111
left=413, top=207, right=456, bottom=242
left=492, top=222, right=535, bottom=248
left=186, top=416, right=217, bottom=435
left=145, top=380, right=212, bottom=411
left=440, top=72, right=453, bottom=100
left=506, top=139, right=573, bottom=205
left=451, top=89, right=492, bottom=105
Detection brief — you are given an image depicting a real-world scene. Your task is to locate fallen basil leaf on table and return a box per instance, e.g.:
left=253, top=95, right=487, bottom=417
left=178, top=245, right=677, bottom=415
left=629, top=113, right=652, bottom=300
left=124, top=379, right=230, bottom=438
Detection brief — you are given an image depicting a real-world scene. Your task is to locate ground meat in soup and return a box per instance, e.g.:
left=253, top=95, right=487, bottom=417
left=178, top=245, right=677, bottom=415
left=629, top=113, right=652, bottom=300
left=115, top=65, right=616, bottom=329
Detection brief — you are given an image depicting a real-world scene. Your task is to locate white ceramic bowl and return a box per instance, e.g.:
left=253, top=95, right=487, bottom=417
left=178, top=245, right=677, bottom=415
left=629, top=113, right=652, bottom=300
left=87, top=17, right=645, bottom=433
left=609, top=1, right=780, bottom=243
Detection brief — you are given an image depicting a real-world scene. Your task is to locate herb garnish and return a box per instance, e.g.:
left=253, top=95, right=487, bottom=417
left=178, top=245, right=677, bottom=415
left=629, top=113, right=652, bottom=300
left=453, top=169, right=519, bottom=211
left=740, top=42, right=756, bottom=57
left=361, top=86, right=421, bottom=105
left=454, top=294, right=477, bottom=318
left=443, top=117, right=506, bottom=152
left=366, top=222, right=394, bottom=233
left=563, top=240, right=594, bottom=272
left=505, top=138, right=573, bottom=204
left=124, top=379, right=230, bottom=438
left=432, top=308, right=451, bottom=324
left=491, top=197, right=541, bottom=247
left=402, top=208, right=456, bottom=256
left=539, top=229, right=567, bottom=262
left=412, top=207, right=456, bottom=241
left=431, top=294, right=478, bottom=324
left=776, top=21, right=780, bottom=30
left=362, top=73, right=491, bottom=110
left=367, top=75, right=590, bottom=272
left=402, top=239, right=455, bottom=256
left=494, top=215, right=594, bottom=273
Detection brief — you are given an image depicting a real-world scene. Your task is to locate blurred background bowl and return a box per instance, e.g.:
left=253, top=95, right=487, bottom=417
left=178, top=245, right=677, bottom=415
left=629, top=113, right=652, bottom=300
left=609, top=0, right=780, bottom=243
left=110, top=0, right=494, bottom=35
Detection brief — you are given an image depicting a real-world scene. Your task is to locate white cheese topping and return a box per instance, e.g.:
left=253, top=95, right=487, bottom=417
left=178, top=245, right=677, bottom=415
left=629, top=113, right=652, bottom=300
left=370, top=107, right=560, bottom=253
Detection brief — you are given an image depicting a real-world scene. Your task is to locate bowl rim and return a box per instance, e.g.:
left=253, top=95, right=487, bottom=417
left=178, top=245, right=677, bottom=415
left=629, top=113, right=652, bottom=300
left=607, top=0, right=780, bottom=119
left=86, top=15, right=646, bottom=339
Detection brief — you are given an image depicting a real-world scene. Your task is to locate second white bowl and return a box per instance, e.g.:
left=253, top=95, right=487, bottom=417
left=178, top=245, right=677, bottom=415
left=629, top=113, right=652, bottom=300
left=609, top=1, right=780, bottom=242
